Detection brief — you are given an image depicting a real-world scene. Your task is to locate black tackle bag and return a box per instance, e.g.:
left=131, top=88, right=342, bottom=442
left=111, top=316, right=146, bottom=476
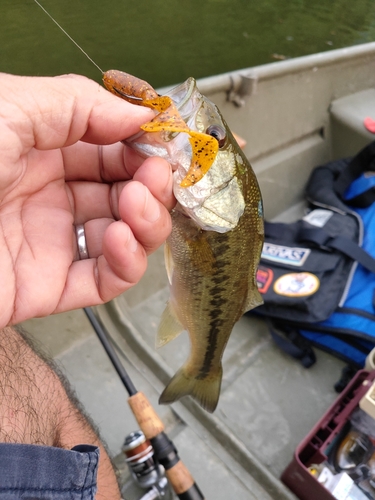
left=249, top=141, right=375, bottom=369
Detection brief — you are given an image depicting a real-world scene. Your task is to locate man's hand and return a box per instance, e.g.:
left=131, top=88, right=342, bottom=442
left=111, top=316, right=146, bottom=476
left=0, top=73, right=175, bottom=327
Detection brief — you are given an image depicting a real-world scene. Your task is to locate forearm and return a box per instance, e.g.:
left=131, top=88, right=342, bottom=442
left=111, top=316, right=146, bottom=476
left=0, top=326, right=121, bottom=499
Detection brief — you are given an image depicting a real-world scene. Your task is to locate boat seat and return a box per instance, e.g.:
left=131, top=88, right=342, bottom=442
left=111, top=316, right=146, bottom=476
left=330, top=88, right=375, bottom=158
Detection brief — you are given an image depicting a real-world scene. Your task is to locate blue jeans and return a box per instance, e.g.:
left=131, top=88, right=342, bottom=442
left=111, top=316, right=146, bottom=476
left=0, top=443, right=99, bottom=499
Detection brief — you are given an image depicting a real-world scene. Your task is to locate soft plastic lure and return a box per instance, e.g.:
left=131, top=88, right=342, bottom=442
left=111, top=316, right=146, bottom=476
left=103, top=70, right=219, bottom=187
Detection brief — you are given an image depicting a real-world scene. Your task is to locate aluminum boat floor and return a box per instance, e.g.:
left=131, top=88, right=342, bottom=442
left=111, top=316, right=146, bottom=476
left=20, top=245, right=346, bottom=500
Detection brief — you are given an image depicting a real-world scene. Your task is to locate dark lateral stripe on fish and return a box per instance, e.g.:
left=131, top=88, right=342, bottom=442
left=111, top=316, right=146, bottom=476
left=196, top=318, right=224, bottom=380
left=197, top=255, right=231, bottom=380
left=196, top=233, right=236, bottom=379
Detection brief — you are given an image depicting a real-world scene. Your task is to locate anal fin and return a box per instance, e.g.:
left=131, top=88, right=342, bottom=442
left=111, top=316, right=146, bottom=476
left=157, top=301, right=184, bottom=348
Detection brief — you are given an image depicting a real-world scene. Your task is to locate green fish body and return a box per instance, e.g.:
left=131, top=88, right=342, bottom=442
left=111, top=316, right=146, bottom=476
left=126, top=78, right=264, bottom=413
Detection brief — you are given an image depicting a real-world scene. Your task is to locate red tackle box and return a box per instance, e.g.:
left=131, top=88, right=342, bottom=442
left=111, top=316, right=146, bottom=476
left=281, top=370, right=375, bottom=499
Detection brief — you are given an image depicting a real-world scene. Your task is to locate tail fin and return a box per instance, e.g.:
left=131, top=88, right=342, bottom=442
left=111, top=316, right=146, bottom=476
left=159, top=365, right=222, bottom=413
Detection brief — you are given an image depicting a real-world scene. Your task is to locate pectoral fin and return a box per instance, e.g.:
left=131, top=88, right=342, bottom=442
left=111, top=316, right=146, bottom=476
left=164, top=242, right=174, bottom=285
left=156, top=301, right=184, bottom=348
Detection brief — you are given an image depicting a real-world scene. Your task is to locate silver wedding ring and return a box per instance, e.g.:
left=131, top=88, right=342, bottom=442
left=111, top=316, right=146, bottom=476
left=76, top=224, right=89, bottom=260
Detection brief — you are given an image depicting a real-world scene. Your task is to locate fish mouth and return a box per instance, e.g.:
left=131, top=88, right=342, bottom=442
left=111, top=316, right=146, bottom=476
left=123, top=77, right=200, bottom=144
left=124, top=77, right=221, bottom=190
left=122, top=78, right=204, bottom=166
left=165, top=77, right=198, bottom=119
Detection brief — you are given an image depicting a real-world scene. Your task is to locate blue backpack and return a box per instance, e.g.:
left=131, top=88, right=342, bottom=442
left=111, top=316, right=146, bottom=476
left=251, top=141, right=375, bottom=371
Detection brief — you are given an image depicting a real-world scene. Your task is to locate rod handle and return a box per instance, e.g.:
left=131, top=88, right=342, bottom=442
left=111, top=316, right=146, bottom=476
left=128, top=391, right=164, bottom=439
left=129, top=394, right=205, bottom=499
left=166, top=461, right=205, bottom=499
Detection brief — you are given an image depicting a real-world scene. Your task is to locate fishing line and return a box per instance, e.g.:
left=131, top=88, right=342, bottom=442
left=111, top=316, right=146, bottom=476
left=32, top=0, right=104, bottom=74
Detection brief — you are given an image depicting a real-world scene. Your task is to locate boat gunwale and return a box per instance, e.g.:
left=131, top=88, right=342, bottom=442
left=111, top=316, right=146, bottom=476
left=158, top=42, right=375, bottom=96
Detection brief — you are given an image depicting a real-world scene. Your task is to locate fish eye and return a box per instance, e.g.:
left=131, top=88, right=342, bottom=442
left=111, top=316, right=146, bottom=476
left=206, top=125, right=226, bottom=148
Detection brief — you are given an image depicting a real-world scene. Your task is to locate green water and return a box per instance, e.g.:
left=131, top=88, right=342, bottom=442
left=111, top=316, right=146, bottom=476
left=2, top=0, right=375, bottom=88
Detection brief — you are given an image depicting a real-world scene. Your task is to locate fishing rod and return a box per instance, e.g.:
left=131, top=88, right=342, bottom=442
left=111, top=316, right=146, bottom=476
left=83, top=307, right=205, bottom=500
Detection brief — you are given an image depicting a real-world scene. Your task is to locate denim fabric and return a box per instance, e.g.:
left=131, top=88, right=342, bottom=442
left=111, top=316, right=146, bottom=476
left=0, top=443, right=99, bottom=499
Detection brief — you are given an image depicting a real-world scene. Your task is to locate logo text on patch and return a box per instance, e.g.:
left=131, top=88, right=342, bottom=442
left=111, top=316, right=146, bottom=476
left=261, top=243, right=311, bottom=267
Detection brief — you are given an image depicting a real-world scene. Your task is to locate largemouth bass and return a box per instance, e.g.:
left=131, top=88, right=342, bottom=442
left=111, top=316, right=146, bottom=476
left=103, top=71, right=264, bottom=413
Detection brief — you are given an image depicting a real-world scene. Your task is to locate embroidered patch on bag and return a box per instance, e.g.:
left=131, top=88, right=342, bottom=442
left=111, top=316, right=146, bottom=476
left=256, top=266, right=274, bottom=294
left=261, top=243, right=311, bottom=267
left=273, top=272, right=320, bottom=297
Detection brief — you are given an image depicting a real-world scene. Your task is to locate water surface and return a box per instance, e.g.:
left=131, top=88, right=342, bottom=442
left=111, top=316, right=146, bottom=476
left=1, top=0, right=375, bottom=87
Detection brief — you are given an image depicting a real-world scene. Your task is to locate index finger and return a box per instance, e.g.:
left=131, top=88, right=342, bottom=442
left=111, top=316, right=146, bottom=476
left=0, top=72, right=154, bottom=156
